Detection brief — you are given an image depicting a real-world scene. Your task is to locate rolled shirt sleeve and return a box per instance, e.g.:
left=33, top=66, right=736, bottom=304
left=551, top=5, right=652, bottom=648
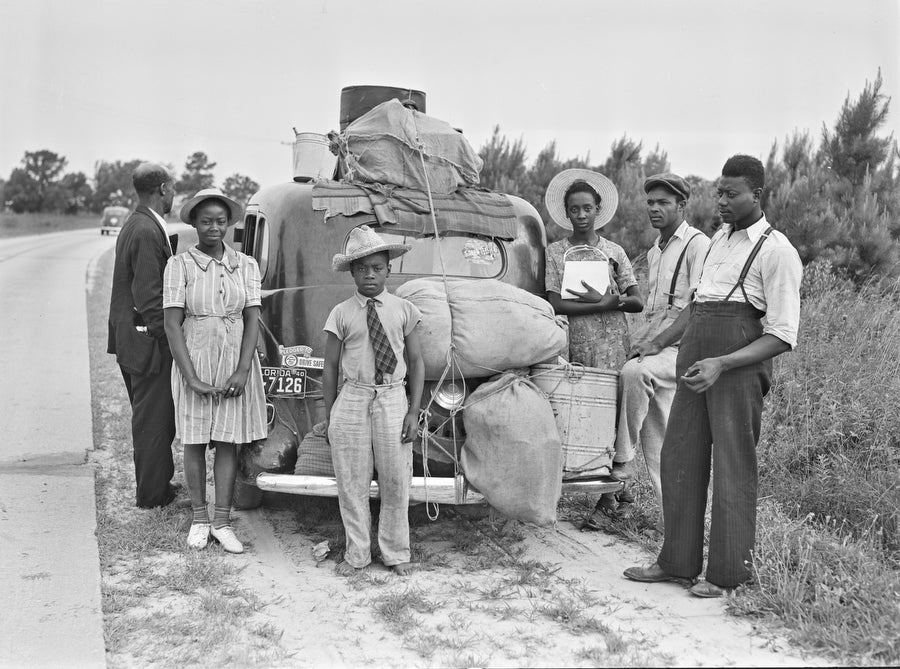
left=686, top=233, right=710, bottom=291
left=759, top=243, right=803, bottom=348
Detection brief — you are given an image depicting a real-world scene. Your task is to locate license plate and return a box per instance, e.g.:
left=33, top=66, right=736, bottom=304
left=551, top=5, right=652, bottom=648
left=261, top=367, right=307, bottom=397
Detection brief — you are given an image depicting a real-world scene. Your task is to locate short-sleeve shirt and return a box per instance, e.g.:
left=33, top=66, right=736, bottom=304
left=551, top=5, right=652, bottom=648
left=545, top=236, right=637, bottom=296
left=324, top=290, right=422, bottom=384
left=163, top=244, right=261, bottom=314
left=695, top=215, right=802, bottom=348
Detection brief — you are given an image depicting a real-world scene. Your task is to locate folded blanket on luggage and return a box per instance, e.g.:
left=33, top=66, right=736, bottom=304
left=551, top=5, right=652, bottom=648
left=311, top=181, right=518, bottom=240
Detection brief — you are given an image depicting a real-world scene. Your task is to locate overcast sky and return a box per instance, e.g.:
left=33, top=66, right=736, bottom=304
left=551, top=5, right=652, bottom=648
left=1, top=0, right=897, bottom=190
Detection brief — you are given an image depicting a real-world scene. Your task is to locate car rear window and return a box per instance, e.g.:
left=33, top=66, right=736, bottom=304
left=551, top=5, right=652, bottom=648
left=368, top=230, right=504, bottom=278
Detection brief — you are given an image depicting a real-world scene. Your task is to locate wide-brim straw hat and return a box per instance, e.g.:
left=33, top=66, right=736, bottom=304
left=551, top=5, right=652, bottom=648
left=180, top=188, right=243, bottom=226
left=332, top=225, right=411, bottom=272
left=545, top=169, right=619, bottom=230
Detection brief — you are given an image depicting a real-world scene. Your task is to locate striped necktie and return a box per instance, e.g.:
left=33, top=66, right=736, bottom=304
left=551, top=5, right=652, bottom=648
left=366, top=299, right=398, bottom=384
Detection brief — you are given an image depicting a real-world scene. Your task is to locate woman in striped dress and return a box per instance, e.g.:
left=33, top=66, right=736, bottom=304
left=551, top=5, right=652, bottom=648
left=163, top=188, right=267, bottom=553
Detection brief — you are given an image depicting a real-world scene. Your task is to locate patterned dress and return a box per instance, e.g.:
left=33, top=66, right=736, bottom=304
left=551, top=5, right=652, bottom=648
left=163, top=244, right=268, bottom=444
left=545, top=237, right=638, bottom=370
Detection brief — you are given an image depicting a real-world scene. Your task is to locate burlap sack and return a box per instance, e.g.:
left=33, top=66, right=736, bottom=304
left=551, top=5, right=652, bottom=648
left=395, top=278, right=568, bottom=380
left=339, top=99, right=482, bottom=194
left=394, top=278, right=453, bottom=378
left=461, top=372, right=562, bottom=525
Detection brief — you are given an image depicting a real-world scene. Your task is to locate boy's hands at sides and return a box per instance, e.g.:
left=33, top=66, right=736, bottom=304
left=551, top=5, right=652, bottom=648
left=401, top=411, right=418, bottom=443
left=402, top=326, right=425, bottom=444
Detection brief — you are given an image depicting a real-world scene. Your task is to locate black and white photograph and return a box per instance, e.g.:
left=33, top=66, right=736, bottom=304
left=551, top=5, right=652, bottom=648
left=1, top=0, right=898, bottom=666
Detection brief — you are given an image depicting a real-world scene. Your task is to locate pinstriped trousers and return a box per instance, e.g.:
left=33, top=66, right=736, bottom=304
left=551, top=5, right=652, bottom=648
left=328, top=381, right=412, bottom=568
left=657, top=302, right=772, bottom=588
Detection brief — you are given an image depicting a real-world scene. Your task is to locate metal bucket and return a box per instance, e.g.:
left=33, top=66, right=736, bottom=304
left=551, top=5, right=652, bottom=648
left=292, top=132, right=337, bottom=182
left=531, top=363, right=618, bottom=480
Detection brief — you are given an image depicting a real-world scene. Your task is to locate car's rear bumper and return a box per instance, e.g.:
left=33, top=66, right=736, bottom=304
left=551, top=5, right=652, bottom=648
left=254, top=473, right=623, bottom=504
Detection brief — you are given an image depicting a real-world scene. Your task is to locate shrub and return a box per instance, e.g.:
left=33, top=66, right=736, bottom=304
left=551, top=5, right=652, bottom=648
left=759, top=261, right=900, bottom=555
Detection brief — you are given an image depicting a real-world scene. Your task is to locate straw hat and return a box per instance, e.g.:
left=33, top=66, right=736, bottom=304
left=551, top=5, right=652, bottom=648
left=332, top=225, right=411, bottom=272
left=180, top=188, right=242, bottom=226
left=544, top=169, right=619, bottom=230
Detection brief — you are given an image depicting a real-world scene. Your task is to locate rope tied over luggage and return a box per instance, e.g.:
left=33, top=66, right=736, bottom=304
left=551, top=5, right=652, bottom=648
left=410, top=107, right=596, bottom=517
left=411, top=110, right=463, bottom=520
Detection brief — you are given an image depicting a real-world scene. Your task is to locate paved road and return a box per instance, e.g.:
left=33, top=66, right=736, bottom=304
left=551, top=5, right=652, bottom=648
left=0, top=229, right=115, bottom=668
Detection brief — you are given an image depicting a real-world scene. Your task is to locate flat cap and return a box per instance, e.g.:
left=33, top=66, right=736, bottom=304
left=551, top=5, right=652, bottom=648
left=644, top=172, right=691, bottom=201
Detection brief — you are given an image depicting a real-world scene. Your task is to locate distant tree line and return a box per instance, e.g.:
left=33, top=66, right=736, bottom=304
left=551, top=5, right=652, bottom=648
left=478, top=70, right=899, bottom=280
left=1, top=150, right=260, bottom=215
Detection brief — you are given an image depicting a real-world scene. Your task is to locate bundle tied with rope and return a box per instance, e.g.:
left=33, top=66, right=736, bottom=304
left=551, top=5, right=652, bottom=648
left=332, top=98, right=483, bottom=194
left=390, top=106, right=567, bottom=525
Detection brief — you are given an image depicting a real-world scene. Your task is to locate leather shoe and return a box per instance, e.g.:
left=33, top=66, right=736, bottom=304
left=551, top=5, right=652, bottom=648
left=210, top=525, right=244, bottom=554
left=689, top=580, right=731, bottom=598
left=624, top=562, right=694, bottom=585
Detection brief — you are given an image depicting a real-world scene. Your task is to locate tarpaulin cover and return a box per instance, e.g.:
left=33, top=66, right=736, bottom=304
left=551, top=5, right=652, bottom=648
left=336, top=99, right=482, bottom=194
left=311, top=181, right=518, bottom=240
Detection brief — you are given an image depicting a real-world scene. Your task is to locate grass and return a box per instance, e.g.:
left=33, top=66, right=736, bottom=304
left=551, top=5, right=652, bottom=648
left=85, top=242, right=287, bottom=666
left=576, top=259, right=900, bottom=665
left=78, top=207, right=898, bottom=663
left=621, top=259, right=900, bottom=665
left=0, top=211, right=102, bottom=238
left=730, top=502, right=900, bottom=664
left=727, top=261, right=900, bottom=665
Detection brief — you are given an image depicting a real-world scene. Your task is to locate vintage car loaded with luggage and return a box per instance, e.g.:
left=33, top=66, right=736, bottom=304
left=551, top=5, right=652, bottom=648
left=231, top=85, right=623, bottom=522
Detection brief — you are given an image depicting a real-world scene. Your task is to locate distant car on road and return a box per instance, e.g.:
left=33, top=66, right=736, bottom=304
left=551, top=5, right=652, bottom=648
left=99, top=206, right=129, bottom=235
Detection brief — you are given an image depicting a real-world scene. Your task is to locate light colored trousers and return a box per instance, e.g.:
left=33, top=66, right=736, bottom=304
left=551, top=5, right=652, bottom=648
left=328, top=381, right=412, bottom=568
left=614, top=346, right=679, bottom=505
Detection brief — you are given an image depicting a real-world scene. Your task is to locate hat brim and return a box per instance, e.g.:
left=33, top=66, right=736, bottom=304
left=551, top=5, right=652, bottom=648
left=180, top=191, right=243, bottom=226
left=332, top=243, right=412, bottom=272
left=544, top=169, right=619, bottom=230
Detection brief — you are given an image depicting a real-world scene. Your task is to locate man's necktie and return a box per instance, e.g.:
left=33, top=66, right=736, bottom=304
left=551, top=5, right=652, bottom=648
left=366, top=299, right=398, bottom=384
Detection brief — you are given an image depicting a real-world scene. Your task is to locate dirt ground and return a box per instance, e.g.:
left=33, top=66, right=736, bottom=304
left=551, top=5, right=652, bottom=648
left=87, top=243, right=827, bottom=668
left=221, top=497, right=824, bottom=668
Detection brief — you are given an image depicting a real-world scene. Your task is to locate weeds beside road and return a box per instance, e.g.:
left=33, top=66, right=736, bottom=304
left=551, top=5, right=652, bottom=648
left=81, top=221, right=897, bottom=666
left=733, top=261, right=900, bottom=664
left=86, top=240, right=288, bottom=666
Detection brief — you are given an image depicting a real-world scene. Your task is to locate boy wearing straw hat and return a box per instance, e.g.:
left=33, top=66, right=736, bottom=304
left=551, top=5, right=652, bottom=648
left=322, top=226, right=425, bottom=576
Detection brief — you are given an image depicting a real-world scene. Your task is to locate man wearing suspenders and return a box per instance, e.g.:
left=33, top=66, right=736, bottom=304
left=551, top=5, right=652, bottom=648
left=624, top=155, right=802, bottom=598
left=613, top=174, right=709, bottom=526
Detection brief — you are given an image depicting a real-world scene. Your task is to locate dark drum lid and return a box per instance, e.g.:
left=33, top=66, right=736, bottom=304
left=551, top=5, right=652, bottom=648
left=339, top=85, right=426, bottom=130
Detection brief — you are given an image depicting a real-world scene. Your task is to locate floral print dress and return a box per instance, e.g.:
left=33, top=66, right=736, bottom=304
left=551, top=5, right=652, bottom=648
left=545, top=237, right=638, bottom=371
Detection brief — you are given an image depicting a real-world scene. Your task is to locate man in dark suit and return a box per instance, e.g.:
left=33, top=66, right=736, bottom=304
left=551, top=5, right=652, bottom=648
left=108, top=163, right=180, bottom=508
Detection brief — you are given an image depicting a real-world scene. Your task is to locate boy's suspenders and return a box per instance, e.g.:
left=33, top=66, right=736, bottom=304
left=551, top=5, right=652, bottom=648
left=723, top=226, right=773, bottom=303
left=666, top=231, right=702, bottom=308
